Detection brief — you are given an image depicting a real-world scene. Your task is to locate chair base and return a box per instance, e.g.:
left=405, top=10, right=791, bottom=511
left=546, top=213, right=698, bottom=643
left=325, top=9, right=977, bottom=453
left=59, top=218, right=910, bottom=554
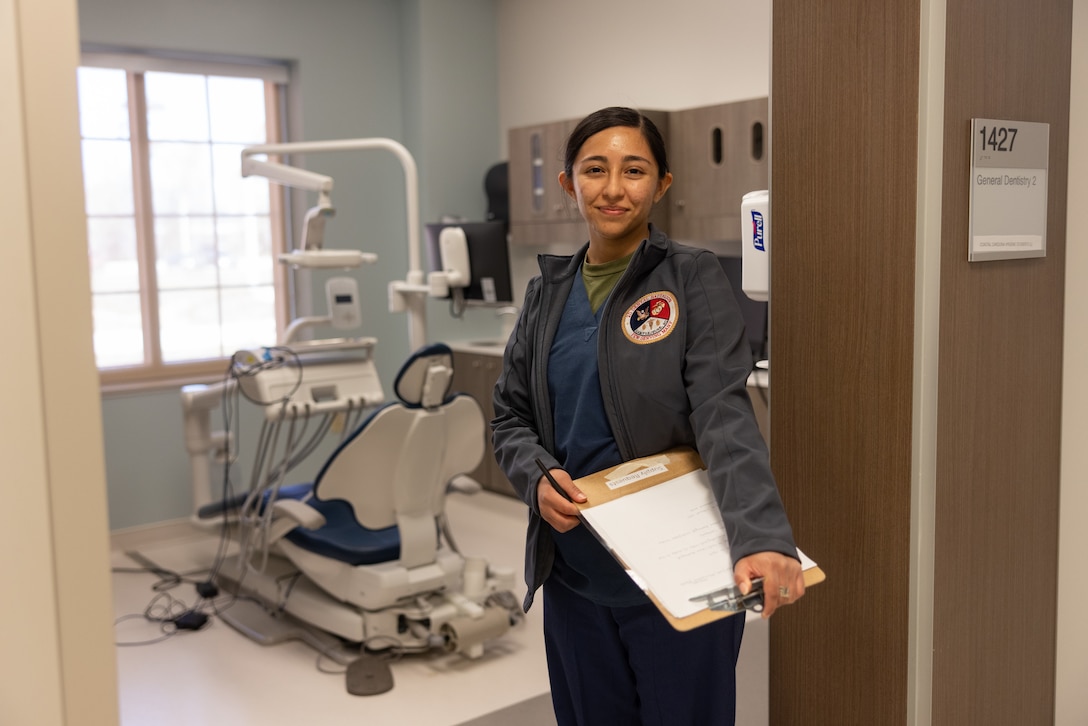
left=276, top=537, right=458, bottom=610
left=214, top=550, right=521, bottom=657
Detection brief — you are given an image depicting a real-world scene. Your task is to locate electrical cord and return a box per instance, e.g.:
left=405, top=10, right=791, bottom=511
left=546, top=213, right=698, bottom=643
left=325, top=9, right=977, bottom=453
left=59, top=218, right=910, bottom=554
left=199, top=360, right=249, bottom=603
left=115, top=352, right=325, bottom=650
left=112, top=562, right=218, bottom=646
left=182, top=359, right=267, bottom=617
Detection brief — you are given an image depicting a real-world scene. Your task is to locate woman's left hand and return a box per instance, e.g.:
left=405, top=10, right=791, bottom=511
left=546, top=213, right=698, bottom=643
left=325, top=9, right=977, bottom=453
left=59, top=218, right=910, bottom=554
left=734, top=551, right=805, bottom=619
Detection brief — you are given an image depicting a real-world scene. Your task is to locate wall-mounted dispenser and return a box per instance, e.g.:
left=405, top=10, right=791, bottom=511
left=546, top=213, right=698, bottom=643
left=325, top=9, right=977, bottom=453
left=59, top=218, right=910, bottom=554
left=741, top=189, right=769, bottom=302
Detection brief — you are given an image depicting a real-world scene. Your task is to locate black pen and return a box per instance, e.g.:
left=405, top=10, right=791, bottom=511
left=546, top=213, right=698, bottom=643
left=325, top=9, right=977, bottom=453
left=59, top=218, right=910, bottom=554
left=535, top=457, right=574, bottom=503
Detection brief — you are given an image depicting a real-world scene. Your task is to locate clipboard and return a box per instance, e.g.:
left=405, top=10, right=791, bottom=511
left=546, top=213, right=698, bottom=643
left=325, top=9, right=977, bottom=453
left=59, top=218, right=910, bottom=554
left=569, top=446, right=826, bottom=631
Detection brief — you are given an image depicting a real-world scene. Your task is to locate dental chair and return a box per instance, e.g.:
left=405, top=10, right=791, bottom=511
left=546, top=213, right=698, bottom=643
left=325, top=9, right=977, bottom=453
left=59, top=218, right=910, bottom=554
left=213, top=343, right=520, bottom=682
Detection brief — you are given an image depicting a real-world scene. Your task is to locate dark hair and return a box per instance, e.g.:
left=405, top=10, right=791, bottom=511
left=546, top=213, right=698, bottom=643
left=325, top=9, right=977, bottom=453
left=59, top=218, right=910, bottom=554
left=563, top=106, right=669, bottom=179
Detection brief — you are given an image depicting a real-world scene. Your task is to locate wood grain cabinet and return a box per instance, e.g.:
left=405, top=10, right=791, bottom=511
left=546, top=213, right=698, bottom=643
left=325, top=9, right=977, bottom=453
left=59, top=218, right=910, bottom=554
left=507, top=119, right=584, bottom=248
left=450, top=350, right=517, bottom=498
left=666, top=98, right=768, bottom=249
left=508, top=119, right=577, bottom=225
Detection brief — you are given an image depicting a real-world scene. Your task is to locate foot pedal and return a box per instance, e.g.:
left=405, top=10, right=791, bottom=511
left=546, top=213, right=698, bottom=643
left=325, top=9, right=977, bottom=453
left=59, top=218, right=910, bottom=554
left=345, top=653, right=394, bottom=696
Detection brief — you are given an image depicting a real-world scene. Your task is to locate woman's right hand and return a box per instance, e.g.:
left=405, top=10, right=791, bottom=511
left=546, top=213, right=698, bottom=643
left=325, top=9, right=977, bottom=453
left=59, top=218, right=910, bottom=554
left=537, top=467, right=586, bottom=532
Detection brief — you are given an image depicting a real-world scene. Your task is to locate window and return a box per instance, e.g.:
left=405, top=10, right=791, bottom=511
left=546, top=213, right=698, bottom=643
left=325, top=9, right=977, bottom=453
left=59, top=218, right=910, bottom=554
left=77, top=53, right=290, bottom=389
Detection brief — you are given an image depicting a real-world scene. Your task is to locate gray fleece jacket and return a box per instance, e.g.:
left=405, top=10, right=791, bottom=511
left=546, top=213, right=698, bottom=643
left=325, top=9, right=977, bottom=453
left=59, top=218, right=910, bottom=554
left=491, top=225, right=797, bottom=612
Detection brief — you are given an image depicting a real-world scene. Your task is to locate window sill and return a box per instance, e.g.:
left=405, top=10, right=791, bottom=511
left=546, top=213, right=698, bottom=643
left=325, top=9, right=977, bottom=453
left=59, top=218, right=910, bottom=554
left=99, top=363, right=231, bottom=398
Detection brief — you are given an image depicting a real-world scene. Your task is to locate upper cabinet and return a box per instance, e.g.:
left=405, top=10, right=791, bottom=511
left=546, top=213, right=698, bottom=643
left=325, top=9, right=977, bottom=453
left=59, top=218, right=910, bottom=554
left=507, top=100, right=766, bottom=255
left=666, top=98, right=768, bottom=247
left=508, top=119, right=582, bottom=247
left=508, top=119, right=577, bottom=226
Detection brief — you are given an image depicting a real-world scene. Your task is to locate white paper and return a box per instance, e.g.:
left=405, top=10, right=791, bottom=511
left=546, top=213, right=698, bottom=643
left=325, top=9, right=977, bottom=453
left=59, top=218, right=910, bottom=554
left=581, top=468, right=817, bottom=619
left=582, top=470, right=734, bottom=618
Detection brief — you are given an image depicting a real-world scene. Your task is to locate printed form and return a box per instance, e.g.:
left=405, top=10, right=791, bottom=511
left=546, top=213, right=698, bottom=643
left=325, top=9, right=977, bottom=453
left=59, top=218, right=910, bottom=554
left=580, top=469, right=817, bottom=619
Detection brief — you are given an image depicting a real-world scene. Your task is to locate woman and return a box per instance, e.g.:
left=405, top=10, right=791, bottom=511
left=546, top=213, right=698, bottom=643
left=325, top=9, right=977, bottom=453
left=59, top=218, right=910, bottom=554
left=492, top=106, right=804, bottom=725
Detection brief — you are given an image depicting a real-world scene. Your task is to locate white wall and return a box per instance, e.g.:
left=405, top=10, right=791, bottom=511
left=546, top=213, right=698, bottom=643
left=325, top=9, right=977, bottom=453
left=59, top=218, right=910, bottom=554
left=497, top=0, right=771, bottom=139
left=1056, top=1, right=1088, bottom=722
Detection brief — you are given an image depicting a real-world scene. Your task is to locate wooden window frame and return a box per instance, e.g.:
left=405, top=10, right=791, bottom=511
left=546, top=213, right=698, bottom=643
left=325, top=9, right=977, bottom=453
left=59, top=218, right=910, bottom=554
left=79, top=54, right=291, bottom=393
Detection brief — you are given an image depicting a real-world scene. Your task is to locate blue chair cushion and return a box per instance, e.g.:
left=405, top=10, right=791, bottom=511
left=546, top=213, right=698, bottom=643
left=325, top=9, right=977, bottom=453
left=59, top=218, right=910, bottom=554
left=284, top=496, right=401, bottom=566
left=197, top=482, right=314, bottom=521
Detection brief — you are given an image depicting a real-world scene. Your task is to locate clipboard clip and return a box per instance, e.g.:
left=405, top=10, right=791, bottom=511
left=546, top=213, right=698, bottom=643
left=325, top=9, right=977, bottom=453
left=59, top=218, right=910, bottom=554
left=689, top=577, right=765, bottom=614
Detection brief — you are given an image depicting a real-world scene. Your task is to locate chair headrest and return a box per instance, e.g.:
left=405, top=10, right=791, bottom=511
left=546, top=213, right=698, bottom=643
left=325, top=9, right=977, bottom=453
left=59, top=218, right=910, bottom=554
left=393, top=343, right=455, bottom=409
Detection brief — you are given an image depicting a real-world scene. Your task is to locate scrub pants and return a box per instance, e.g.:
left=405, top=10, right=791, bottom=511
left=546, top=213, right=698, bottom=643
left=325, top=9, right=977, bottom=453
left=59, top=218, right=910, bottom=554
left=542, top=577, right=745, bottom=726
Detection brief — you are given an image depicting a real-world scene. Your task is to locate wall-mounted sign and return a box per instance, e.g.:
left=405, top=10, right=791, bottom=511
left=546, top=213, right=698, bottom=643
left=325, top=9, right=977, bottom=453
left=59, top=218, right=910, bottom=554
left=969, top=118, right=1049, bottom=262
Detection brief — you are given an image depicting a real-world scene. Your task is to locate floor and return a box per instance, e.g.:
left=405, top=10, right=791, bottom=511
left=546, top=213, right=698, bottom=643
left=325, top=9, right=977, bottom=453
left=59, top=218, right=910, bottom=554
left=110, top=489, right=769, bottom=725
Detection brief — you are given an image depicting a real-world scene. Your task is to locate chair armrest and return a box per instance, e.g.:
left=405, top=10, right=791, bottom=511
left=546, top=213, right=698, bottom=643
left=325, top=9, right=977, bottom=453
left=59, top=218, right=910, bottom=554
left=266, top=498, right=326, bottom=544
left=271, top=498, right=325, bottom=528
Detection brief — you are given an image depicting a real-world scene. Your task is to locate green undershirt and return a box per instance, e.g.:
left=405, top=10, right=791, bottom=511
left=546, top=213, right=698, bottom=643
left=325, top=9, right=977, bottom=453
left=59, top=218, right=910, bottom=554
left=581, top=252, right=633, bottom=314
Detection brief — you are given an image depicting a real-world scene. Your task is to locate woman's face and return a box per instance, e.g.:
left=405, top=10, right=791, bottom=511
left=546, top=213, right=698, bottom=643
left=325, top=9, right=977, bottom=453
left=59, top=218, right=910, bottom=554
left=560, top=125, right=672, bottom=262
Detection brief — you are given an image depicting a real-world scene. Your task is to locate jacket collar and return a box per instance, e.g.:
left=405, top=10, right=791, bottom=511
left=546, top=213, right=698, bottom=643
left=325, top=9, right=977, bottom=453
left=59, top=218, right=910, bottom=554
left=537, top=224, right=669, bottom=283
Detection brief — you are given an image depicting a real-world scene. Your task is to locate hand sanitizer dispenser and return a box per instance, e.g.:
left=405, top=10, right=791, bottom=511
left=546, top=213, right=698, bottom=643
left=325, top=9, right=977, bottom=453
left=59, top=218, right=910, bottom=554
left=741, top=190, right=769, bottom=302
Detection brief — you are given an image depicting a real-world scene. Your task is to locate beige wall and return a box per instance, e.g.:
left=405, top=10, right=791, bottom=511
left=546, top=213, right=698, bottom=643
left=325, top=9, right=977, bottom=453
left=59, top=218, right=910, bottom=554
left=1, top=0, right=119, bottom=723
left=1, top=2, right=66, bottom=721
left=1057, top=1, right=1088, bottom=722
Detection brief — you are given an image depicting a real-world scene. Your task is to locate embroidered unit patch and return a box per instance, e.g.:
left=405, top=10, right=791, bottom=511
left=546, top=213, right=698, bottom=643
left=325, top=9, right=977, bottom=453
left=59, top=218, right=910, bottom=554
left=621, top=291, right=679, bottom=344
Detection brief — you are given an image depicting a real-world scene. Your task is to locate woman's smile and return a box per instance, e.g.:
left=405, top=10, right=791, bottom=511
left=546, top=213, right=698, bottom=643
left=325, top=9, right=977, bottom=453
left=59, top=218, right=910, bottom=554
left=559, top=125, right=671, bottom=262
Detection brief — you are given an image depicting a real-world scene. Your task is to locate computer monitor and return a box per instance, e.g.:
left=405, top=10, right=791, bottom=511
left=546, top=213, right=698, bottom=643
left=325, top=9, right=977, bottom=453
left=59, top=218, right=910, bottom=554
left=425, top=221, right=514, bottom=306
left=717, top=255, right=768, bottom=361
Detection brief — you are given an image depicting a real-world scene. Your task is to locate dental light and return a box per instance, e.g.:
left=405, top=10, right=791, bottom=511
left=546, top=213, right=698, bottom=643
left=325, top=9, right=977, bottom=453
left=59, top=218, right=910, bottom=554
left=241, top=148, right=376, bottom=270
left=241, top=138, right=433, bottom=349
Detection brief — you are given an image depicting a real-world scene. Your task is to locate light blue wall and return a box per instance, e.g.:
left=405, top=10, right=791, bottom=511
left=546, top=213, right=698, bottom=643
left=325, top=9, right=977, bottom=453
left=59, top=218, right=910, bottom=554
left=80, top=0, right=503, bottom=529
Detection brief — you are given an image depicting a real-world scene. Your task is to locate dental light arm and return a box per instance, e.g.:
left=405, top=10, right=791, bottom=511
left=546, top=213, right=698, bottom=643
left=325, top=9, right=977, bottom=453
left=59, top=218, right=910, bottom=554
left=241, top=138, right=431, bottom=349
left=241, top=156, right=334, bottom=209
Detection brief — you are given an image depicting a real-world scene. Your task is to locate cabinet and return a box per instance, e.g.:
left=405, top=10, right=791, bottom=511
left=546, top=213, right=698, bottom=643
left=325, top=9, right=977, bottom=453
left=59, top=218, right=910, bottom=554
left=508, top=119, right=583, bottom=248
left=509, top=119, right=578, bottom=225
left=666, top=98, right=768, bottom=248
left=450, top=349, right=517, bottom=498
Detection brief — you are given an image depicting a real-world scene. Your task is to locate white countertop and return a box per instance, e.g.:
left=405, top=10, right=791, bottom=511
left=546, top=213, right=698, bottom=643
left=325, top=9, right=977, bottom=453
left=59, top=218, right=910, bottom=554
left=448, top=339, right=507, bottom=357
